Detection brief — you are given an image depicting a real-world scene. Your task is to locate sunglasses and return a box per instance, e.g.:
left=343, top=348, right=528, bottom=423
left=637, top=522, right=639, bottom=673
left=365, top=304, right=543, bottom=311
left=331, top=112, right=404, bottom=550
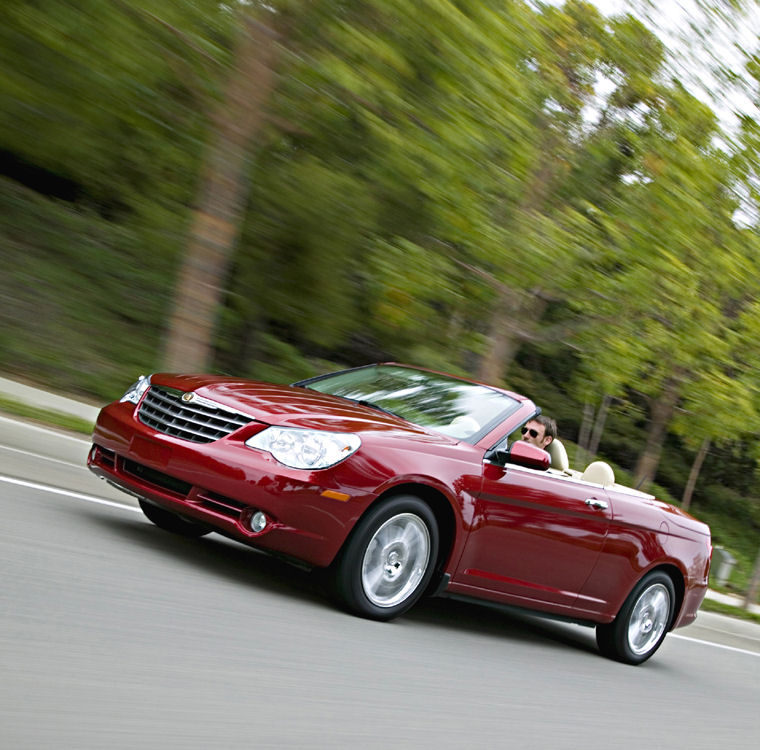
left=521, top=426, right=540, bottom=438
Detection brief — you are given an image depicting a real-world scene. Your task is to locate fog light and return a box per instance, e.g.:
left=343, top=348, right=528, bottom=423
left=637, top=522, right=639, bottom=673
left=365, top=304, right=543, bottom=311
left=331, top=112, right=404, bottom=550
left=250, top=511, right=267, bottom=533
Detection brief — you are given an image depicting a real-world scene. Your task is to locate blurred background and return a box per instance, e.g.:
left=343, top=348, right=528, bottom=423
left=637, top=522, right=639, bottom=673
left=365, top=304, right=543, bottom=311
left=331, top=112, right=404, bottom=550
left=1, top=0, right=759, bottom=603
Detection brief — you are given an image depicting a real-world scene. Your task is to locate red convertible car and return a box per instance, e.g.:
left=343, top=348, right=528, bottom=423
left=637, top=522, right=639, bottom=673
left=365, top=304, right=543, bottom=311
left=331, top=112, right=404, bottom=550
left=88, top=363, right=711, bottom=664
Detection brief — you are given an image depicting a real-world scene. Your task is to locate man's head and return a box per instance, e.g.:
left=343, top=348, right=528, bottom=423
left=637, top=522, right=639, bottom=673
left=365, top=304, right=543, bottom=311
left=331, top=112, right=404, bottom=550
left=520, top=415, right=557, bottom=450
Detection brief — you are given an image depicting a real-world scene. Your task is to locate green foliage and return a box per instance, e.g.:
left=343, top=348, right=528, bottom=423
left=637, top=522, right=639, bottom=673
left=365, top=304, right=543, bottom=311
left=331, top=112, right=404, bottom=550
left=696, top=483, right=760, bottom=527
left=0, top=1, right=230, bottom=210
left=694, top=504, right=759, bottom=593
left=0, top=178, right=169, bottom=398
left=234, top=152, right=378, bottom=350
left=240, top=334, right=342, bottom=385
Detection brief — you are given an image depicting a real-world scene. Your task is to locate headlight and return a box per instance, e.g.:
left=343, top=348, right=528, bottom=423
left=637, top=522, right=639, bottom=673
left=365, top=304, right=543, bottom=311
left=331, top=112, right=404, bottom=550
left=119, top=374, right=151, bottom=404
left=245, top=427, right=361, bottom=470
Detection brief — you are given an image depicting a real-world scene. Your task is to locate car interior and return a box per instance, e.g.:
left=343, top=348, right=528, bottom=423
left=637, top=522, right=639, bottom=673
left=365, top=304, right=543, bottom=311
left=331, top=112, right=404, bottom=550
left=508, top=424, right=617, bottom=488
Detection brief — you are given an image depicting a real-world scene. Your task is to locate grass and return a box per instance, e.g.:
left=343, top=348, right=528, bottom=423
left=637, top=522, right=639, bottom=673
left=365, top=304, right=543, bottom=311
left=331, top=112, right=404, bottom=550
left=0, top=395, right=94, bottom=436
left=700, top=597, right=760, bottom=625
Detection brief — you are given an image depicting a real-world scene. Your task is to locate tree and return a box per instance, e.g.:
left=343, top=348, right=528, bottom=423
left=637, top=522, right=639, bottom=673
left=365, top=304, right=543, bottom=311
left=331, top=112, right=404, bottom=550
left=572, top=79, right=760, bottom=488
left=746, top=546, right=760, bottom=610
left=474, top=4, right=670, bottom=384
left=163, top=11, right=280, bottom=371
left=217, top=0, right=544, bottom=374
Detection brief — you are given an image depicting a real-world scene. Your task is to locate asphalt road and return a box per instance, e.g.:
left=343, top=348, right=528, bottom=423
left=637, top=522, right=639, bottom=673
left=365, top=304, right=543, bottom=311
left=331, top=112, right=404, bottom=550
left=1, top=416, right=759, bottom=749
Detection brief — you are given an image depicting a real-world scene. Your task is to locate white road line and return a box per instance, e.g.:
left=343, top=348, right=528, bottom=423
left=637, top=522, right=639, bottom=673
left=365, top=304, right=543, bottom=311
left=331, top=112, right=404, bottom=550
left=0, top=443, right=86, bottom=469
left=0, top=414, right=91, bottom=443
left=0, top=474, right=141, bottom=513
left=669, top=633, right=760, bottom=658
left=696, top=621, right=760, bottom=643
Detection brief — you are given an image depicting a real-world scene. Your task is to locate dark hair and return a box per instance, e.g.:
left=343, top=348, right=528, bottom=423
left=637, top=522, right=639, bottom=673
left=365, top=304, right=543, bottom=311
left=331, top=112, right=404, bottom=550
left=533, top=414, right=557, bottom=440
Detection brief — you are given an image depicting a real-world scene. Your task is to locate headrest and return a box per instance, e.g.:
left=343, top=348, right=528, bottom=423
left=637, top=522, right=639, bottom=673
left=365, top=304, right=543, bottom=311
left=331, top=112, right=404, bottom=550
left=545, top=439, right=569, bottom=472
left=581, top=461, right=615, bottom=487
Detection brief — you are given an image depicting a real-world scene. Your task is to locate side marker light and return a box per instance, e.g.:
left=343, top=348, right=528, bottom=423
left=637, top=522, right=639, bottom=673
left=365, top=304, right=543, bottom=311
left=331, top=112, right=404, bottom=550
left=321, top=490, right=351, bottom=502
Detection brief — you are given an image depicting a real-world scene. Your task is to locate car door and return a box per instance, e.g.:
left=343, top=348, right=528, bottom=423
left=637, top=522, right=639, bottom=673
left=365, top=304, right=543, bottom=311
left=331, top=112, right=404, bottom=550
left=454, top=459, right=612, bottom=610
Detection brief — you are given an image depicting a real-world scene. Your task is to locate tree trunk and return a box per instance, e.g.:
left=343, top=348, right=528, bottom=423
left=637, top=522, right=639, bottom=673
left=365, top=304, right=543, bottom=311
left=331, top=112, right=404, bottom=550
left=588, top=393, right=612, bottom=457
left=633, top=376, right=681, bottom=489
left=477, top=287, right=521, bottom=384
left=745, top=546, right=760, bottom=611
left=163, top=15, right=279, bottom=372
left=477, top=119, right=560, bottom=386
left=478, top=290, right=547, bottom=384
left=575, top=401, right=594, bottom=468
left=681, top=436, right=710, bottom=511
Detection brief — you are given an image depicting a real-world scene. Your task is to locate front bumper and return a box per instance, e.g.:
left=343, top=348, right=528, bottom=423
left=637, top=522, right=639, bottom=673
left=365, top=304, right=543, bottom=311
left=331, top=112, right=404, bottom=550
left=88, top=401, right=374, bottom=567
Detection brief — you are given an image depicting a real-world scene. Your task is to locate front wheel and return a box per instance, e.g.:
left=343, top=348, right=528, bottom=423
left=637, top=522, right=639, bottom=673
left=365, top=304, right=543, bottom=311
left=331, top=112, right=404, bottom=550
left=596, top=571, right=676, bottom=665
left=138, top=499, right=211, bottom=538
left=333, top=495, right=439, bottom=621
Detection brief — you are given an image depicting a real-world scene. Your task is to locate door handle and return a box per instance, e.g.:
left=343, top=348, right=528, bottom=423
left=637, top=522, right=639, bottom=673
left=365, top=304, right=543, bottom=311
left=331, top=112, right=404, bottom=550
left=585, top=498, right=608, bottom=510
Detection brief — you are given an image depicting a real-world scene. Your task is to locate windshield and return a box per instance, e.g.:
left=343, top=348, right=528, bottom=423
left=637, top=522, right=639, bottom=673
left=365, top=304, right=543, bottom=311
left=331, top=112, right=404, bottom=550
left=296, top=365, right=521, bottom=441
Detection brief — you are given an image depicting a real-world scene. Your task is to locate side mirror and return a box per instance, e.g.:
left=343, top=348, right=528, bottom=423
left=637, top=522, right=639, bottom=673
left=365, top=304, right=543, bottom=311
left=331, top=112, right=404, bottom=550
left=504, top=440, right=550, bottom=471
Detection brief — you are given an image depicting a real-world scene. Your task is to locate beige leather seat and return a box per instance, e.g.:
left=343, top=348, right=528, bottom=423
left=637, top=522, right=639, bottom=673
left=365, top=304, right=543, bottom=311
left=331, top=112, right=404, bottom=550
left=546, top=439, right=569, bottom=471
left=581, top=460, right=615, bottom=487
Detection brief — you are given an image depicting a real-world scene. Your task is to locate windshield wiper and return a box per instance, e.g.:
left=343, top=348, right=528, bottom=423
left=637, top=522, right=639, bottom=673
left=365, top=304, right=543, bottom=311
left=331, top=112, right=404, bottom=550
left=349, top=398, right=403, bottom=419
left=300, top=387, right=404, bottom=419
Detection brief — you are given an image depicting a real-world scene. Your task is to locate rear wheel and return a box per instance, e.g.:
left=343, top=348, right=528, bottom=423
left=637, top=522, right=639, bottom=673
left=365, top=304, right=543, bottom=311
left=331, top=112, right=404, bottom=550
left=596, top=571, right=675, bottom=664
left=333, top=495, right=438, bottom=621
left=138, top=499, right=211, bottom=538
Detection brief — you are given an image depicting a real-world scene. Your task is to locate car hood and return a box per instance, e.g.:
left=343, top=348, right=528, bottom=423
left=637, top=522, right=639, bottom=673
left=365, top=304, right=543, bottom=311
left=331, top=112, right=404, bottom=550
left=151, top=373, right=444, bottom=438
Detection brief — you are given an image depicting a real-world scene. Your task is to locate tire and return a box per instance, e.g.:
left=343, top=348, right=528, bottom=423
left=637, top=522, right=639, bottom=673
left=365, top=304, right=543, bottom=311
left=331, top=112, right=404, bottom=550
left=138, top=499, right=211, bottom=538
left=333, top=495, right=439, bottom=621
left=596, top=571, right=676, bottom=665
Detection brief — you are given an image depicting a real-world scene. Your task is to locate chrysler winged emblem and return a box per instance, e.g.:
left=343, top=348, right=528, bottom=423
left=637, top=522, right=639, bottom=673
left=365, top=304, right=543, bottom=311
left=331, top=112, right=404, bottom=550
left=181, top=391, right=195, bottom=403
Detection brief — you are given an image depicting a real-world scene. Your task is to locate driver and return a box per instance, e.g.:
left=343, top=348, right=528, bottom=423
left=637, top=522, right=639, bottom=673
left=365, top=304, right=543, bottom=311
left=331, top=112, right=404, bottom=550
left=520, top=415, right=556, bottom=451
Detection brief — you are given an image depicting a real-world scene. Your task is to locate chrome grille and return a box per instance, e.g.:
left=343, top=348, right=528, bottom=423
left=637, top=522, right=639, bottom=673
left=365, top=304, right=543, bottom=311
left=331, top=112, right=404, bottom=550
left=137, top=386, right=252, bottom=443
